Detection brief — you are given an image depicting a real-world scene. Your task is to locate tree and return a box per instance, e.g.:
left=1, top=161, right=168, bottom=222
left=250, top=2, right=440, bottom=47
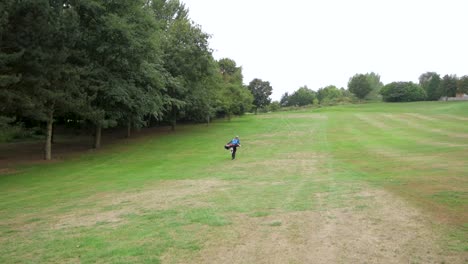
left=348, top=74, right=372, bottom=101
left=0, top=0, right=86, bottom=160
left=268, top=101, right=281, bottom=112
left=156, top=2, right=218, bottom=130
left=247, top=78, right=272, bottom=114
left=419, top=72, right=441, bottom=100
left=317, top=85, right=342, bottom=104
left=286, top=86, right=316, bottom=106
left=280, top=92, right=289, bottom=106
left=458, top=76, right=468, bottom=95
left=364, top=72, right=384, bottom=101
left=215, top=58, right=253, bottom=119
left=380, top=82, right=426, bottom=102
left=218, top=58, right=243, bottom=84
left=440, top=75, right=458, bottom=99
left=76, top=0, right=165, bottom=146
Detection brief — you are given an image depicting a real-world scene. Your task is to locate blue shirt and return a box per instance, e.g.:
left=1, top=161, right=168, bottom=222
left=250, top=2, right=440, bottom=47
left=231, top=138, right=240, bottom=145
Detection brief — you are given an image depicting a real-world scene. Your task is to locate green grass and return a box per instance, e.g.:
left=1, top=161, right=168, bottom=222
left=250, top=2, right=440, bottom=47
left=0, top=101, right=467, bottom=263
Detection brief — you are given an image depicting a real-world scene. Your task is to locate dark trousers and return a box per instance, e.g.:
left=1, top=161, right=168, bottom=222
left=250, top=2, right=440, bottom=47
left=231, top=146, right=237, bottom=160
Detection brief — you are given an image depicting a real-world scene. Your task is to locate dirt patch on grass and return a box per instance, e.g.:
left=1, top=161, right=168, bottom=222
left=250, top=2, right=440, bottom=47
left=4, top=180, right=228, bottom=231
left=196, top=187, right=466, bottom=264
left=0, top=168, right=17, bottom=175
left=437, top=114, right=468, bottom=121
left=54, top=180, right=226, bottom=229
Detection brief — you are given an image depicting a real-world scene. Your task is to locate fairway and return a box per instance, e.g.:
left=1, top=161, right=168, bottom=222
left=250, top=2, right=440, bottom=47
left=0, top=102, right=467, bottom=263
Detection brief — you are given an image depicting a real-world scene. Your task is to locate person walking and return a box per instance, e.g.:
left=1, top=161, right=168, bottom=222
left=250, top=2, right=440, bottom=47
left=224, top=136, right=241, bottom=160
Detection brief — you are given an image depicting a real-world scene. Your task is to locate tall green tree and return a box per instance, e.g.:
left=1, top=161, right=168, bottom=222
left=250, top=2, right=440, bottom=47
left=348, top=74, right=372, bottom=101
left=419, top=72, right=441, bottom=100
left=458, top=76, right=468, bottom=95
left=440, top=75, right=458, bottom=99
left=216, top=58, right=253, bottom=119
left=247, top=78, right=272, bottom=114
left=154, top=1, right=215, bottom=130
left=218, top=58, right=243, bottom=84
left=0, top=0, right=85, bottom=160
left=364, top=72, right=383, bottom=101
left=280, top=92, right=289, bottom=106
left=76, top=0, right=165, bottom=147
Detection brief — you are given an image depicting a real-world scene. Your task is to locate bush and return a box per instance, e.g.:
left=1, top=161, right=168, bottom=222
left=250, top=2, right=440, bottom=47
left=380, top=82, right=427, bottom=102
left=268, top=101, right=281, bottom=112
left=0, top=116, right=41, bottom=142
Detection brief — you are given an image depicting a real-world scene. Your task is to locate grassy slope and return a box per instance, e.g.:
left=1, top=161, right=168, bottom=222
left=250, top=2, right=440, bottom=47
left=0, top=101, right=467, bottom=263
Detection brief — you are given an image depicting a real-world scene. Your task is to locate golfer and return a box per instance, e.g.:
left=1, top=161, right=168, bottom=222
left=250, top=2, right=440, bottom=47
left=224, top=136, right=241, bottom=160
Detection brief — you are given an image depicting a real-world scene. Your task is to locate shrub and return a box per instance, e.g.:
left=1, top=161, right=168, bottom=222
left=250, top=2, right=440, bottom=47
left=380, top=82, right=427, bottom=102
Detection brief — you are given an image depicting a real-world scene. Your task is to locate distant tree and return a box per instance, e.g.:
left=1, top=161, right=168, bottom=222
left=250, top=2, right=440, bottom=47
left=216, top=58, right=253, bottom=119
left=419, top=72, right=441, bottom=100
left=457, top=76, right=468, bottom=95
left=268, top=101, right=281, bottom=112
left=380, top=82, right=426, bottom=102
left=218, top=58, right=243, bottom=84
left=287, top=86, right=316, bottom=106
left=364, top=72, right=384, bottom=101
left=317, top=85, right=342, bottom=104
left=280, top=92, right=289, bottom=106
left=440, top=75, right=458, bottom=99
left=248, top=78, right=272, bottom=114
left=348, top=74, right=372, bottom=101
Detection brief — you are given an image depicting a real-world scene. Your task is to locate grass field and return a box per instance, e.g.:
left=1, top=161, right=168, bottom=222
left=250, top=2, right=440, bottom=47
left=0, top=102, right=467, bottom=263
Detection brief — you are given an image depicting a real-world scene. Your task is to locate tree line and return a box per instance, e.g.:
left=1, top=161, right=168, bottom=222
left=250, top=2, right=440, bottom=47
left=280, top=72, right=468, bottom=107
left=0, top=0, right=274, bottom=159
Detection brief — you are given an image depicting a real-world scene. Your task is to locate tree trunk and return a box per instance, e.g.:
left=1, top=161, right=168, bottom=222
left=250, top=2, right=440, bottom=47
left=171, top=108, right=177, bottom=131
left=206, top=114, right=210, bottom=126
left=44, top=112, right=54, bottom=160
left=126, top=121, right=131, bottom=138
left=254, top=108, right=258, bottom=115
left=51, top=123, right=55, bottom=144
left=94, top=123, right=102, bottom=149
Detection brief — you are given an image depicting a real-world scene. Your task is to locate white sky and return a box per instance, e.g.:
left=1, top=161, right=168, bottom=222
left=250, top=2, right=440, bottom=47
left=181, top=0, right=468, bottom=101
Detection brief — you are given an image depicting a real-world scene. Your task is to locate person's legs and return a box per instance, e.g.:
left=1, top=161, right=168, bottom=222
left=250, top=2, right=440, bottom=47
left=232, top=146, right=237, bottom=160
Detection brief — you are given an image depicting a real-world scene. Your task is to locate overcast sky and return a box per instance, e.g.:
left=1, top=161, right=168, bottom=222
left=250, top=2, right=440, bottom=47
left=181, top=0, right=468, bottom=101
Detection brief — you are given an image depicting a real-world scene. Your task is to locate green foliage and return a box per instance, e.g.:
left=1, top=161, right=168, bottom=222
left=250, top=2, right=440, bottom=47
left=348, top=74, right=372, bottom=100
left=317, top=85, right=342, bottom=104
left=247, top=78, right=272, bottom=113
left=281, top=86, right=316, bottom=106
left=419, top=72, right=442, bottom=100
left=457, top=76, right=468, bottom=94
left=0, top=0, right=245, bottom=155
left=364, top=72, right=384, bottom=101
left=268, top=101, right=281, bottom=112
left=380, top=82, right=427, bottom=102
left=440, top=75, right=458, bottom=98
left=215, top=58, right=253, bottom=118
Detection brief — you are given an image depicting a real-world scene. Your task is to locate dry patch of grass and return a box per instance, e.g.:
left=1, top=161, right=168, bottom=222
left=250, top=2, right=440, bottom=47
left=383, top=114, right=468, bottom=139
left=194, top=187, right=464, bottom=264
left=354, top=114, right=390, bottom=129
left=404, top=113, right=438, bottom=121
left=3, top=180, right=228, bottom=233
